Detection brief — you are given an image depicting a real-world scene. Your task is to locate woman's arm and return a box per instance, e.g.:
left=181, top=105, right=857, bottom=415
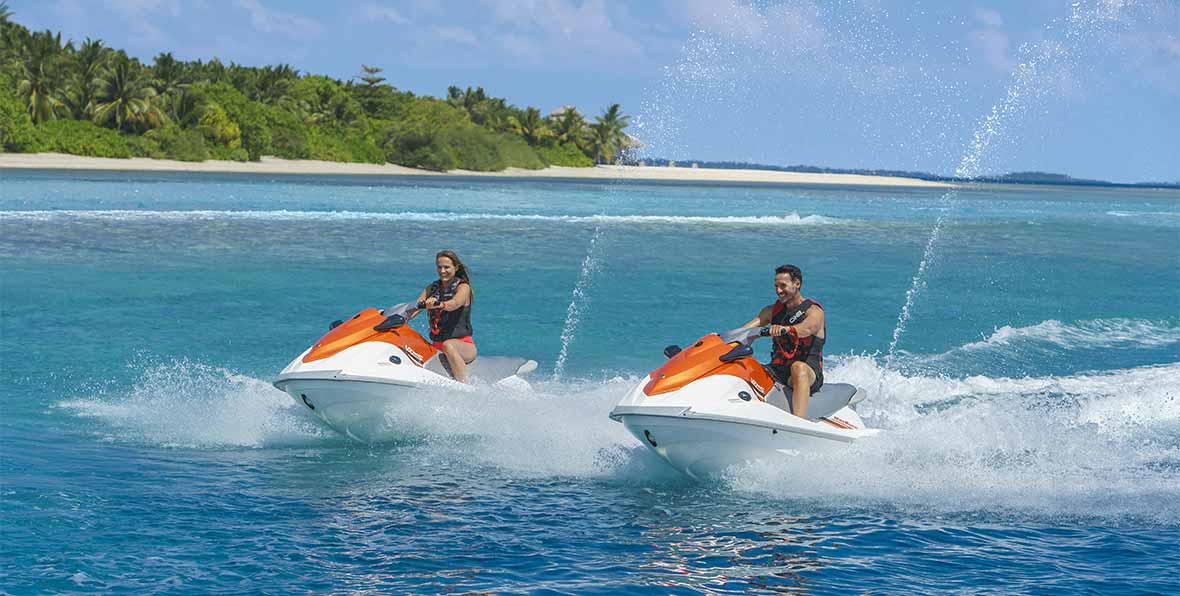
left=405, top=285, right=432, bottom=321
left=437, top=283, right=471, bottom=312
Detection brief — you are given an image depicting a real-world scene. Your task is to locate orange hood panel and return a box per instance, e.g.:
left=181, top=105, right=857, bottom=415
left=644, top=333, right=774, bottom=397
left=303, top=308, right=438, bottom=365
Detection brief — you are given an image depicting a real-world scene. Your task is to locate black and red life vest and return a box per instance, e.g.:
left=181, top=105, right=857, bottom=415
left=427, top=278, right=473, bottom=342
left=770, top=298, right=825, bottom=368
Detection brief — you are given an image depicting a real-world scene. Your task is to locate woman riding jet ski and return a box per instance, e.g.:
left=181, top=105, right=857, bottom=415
left=610, top=264, right=876, bottom=478
left=273, top=251, right=536, bottom=442
left=273, top=303, right=537, bottom=442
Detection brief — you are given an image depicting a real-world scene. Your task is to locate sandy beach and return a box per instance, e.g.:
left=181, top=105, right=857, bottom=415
left=0, top=153, right=952, bottom=188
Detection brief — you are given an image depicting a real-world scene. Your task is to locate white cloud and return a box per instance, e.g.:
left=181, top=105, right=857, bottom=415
left=971, top=6, right=1004, bottom=28
left=676, top=0, right=829, bottom=55
left=479, top=0, right=644, bottom=62
left=361, top=3, right=409, bottom=25
left=1116, top=28, right=1180, bottom=95
left=967, top=6, right=1015, bottom=73
left=496, top=32, right=539, bottom=61
left=680, top=0, right=766, bottom=41
left=51, top=0, right=86, bottom=21
left=104, top=0, right=181, bottom=14
left=234, top=0, right=322, bottom=38
left=99, top=0, right=178, bottom=46
left=968, top=28, right=1015, bottom=72
left=432, top=25, right=480, bottom=47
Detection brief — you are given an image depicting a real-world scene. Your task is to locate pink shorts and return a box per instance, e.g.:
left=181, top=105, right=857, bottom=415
left=432, top=336, right=474, bottom=350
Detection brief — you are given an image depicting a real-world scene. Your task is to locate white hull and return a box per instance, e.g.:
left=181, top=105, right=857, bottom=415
left=616, top=410, right=862, bottom=479
left=274, top=338, right=535, bottom=443
left=610, top=373, right=875, bottom=478
left=274, top=376, right=426, bottom=442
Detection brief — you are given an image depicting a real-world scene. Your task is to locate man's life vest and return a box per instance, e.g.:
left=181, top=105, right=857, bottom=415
left=770, top=298, right=825, bottom=368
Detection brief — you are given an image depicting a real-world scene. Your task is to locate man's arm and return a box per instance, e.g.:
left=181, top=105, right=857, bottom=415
left=792, top=305, right=825, bottom=338
left=769, top=305, right=824, bottom=339
left=740, top=305, right=774, bottom=329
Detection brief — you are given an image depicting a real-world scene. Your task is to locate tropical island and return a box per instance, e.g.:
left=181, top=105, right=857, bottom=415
left=0, top=2, right=632, bottom=173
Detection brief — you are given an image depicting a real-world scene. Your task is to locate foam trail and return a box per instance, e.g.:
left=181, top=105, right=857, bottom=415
left=53, top=353, right=1180, bottom=517
left=364, top=376, right=679, bottom=479
left=552, top=225, right=606, bottom=380
left=731, top=357, right=1180, bottom=520
left=55, top=360, right=333, bottom=449
left=0, top=209, right=845, bottom=227
left=963, top=318, right=1180, bottom=351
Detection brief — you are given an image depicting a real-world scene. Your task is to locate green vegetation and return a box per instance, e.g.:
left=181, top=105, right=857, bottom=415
left=0, top=3, right=633, bottom=171
left=26, top=118, right=132, bottom=157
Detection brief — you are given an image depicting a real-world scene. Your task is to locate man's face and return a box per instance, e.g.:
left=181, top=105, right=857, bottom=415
left=774, top=273, right=800, bottom=302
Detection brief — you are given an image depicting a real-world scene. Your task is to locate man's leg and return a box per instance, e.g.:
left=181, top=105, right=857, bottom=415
left=789, top=361, right=816, bottom=419
left=441, top=339, right=477, bottom=384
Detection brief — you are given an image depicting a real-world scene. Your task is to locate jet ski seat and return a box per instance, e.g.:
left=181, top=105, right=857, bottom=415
left=427, top=354, right=538, bottom=382
left=805, top=383, right=863, bottom=419
left=765, top=382, right=864, bottom=419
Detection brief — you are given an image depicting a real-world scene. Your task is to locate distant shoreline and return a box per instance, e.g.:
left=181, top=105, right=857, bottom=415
left=0, top=153, right=953, bottom=189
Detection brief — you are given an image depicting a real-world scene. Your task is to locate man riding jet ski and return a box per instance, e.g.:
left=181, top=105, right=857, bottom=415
left=273, top=303, right=537, bottom=443
left=737, top=263, right=825, bottom=419
left=609, top=264, right=875, bottom=478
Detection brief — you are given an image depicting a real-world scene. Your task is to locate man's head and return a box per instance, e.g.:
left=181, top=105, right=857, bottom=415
left=774, top=264, right=802, bottom=303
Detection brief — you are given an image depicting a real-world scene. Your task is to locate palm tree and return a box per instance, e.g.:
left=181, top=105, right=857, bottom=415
left=446, top=85, right=487, bottom=114
left=228, top=63, right=258, bottom=99
left=0, top=1, right=17, bottom=68
left=255, top=64, right=297, bottom=104
left=447, top=85, right=512, bottom=127
left=509, top=107, right=549, bottom=146
left=75, top=38, right=109, bottom=78
left=590, top=104, right=630, bottom=164
left=168, top=88, right=204, bottom=128
left=60, top=38, right=108, bottom=119
left=151, top=51, right=189, bottom=98
left=194, top=58, right=229, bottom=84
left=91, top=56, right=166, bottom=131
left=548, top=106, right=587, bottom=147
left=15, top=30, right=70, bottom=123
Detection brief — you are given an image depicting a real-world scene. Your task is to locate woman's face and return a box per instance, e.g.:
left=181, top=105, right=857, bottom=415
left=436, top=256, right=456, bottom=281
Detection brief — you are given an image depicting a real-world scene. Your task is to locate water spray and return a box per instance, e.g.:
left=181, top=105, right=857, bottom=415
left=883, top=0, right=1135, bottom=369
left=552, top=225, right=606, bottom=380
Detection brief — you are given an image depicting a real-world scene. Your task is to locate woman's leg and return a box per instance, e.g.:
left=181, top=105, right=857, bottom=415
left=441, top=339, right=478, bottom=383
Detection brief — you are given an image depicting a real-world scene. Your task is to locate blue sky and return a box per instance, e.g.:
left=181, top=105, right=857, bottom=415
left=10, top=0, right=1179, bottom=182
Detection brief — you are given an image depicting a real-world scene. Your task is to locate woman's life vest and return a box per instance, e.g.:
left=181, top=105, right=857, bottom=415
left=427, top=278, right=473, bottom=342
left=770, top=299, right=825, bottom=368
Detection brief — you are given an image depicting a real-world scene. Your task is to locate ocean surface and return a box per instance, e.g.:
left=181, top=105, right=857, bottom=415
left=1, top=169, right=1177, bottom=594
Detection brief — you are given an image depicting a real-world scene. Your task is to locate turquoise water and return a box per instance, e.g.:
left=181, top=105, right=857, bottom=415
left=2, top=170, right=1178, bottom=594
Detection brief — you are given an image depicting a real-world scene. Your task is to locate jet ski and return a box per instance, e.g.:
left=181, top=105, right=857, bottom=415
left=609, top=326, right=877, bottom=478
left=274, top=303, right=538, bottom=442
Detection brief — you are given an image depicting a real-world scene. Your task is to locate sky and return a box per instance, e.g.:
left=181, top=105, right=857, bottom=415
left=9, top=0, right=1179, bottom=182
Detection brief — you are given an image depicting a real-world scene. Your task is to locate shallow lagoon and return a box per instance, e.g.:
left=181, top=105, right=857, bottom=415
left=2, top=171, right=1177, bottom=594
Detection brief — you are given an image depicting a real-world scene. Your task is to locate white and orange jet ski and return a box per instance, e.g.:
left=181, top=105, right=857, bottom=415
left=274, top=303, right=537, bottom=442
left=610, top=326, right=876, bottom=478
